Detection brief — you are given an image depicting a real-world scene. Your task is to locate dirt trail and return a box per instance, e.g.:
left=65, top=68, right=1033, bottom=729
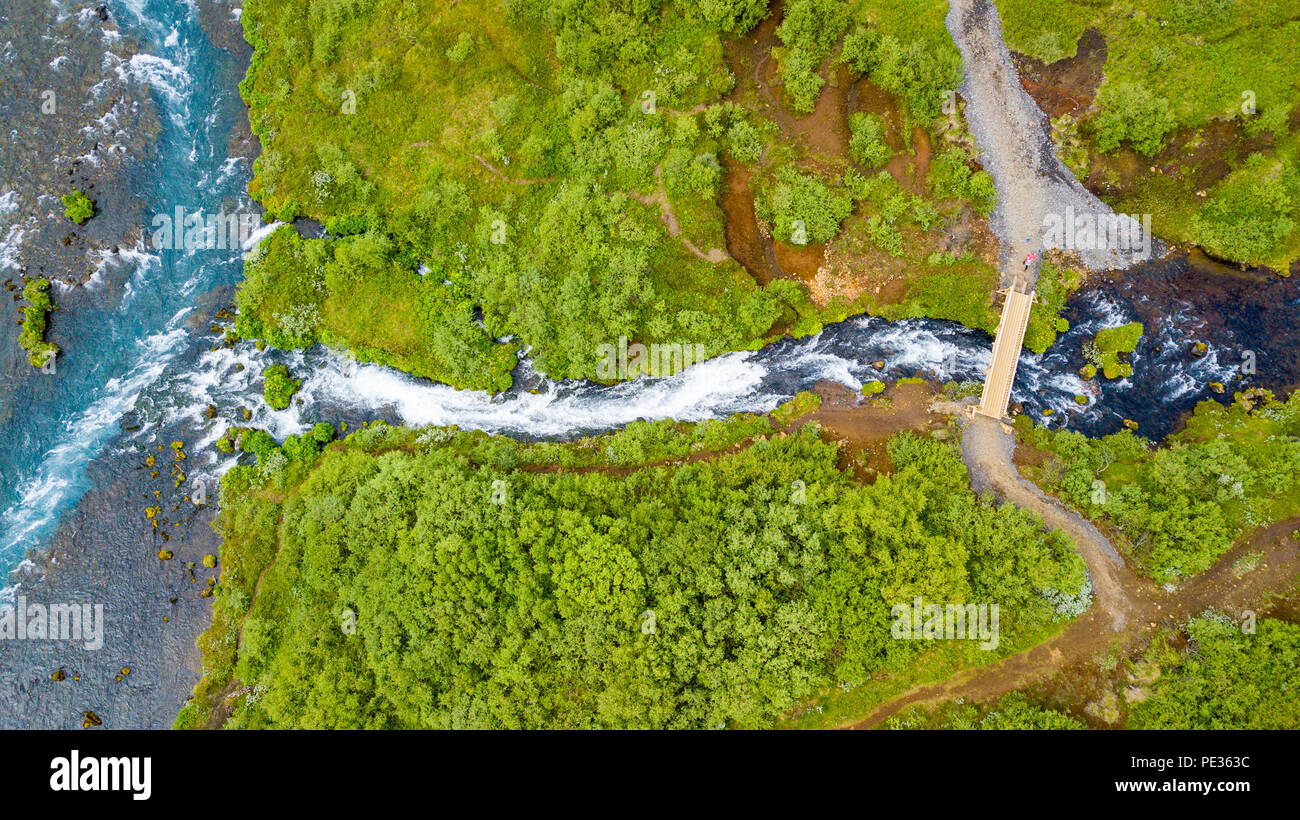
left=835, top=0, right=1300, bottom=728
left=962, top=415, right=1134, bottom=629
left=630, top=165, right=730, bottom=263
left=844, top=412, right=1300, bottom=728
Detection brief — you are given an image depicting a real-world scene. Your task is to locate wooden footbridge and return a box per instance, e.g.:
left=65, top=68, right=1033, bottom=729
left=974, top=278, right=1037, bottom=420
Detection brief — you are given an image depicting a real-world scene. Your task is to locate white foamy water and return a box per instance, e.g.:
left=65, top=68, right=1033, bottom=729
left=0, top=322, right=190, bottom=560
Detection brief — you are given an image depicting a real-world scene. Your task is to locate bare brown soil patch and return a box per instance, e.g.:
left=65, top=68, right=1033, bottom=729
left=1010, top=29, right=1106, bottom=119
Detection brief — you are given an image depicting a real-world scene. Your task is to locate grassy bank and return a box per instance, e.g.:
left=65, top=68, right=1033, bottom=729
left=178, top=409, right=1087, bottom=729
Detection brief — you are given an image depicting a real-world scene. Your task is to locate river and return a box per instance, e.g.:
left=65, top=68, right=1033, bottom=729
left=0, top=1, right=1297, bottom=728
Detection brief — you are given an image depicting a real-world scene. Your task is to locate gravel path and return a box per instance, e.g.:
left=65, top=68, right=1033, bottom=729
left=946, top=0, right=1159, bottom=282
left=944, top=0, right=1141, bottom=631
left=961, top=415, right=1134, bottom=630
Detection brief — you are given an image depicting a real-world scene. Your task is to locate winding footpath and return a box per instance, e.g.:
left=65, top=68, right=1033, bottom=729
left=948, top=0, right=1142, bottom=626
left=841, top=0, right=1300, bottom=728
left=948, top=0, right=1142, bottom=632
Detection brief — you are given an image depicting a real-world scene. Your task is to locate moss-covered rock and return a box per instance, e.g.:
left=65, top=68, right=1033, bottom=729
left=61, top=189, right=95, bottom=224
left=263, top=364, right=302, bottom=411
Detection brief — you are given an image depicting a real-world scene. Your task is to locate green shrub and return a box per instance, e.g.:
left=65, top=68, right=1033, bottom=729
left=1190, top=155, right=1299, bottom=267
left=18, top=278, right=59, bottom=369
left=1089, top=81, right=1175, bottom=157
left=263, top=364, right=302, bottom=410
left=61, top=189, right=95, bottom=224
left=726, top=119, right=763, bottom=165
left=445, top=32, right=475, bottom=64
left=867, top=33, right=962, bottom=124
left=771, top=390, right=822, bottom=424
left=1129, top=616, right=1300, bottom=729
left=839, top=25, right=880, bottom=74
left=848, top=112, right=891, bottom=170
left=775, top=0, right=850, bottom=112
left=756, top=166, right=852, bottom=245
left=929, top=149, right=996, bottom=215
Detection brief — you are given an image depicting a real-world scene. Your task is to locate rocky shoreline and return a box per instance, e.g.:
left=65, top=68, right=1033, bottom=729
left=0, top=0, right=257, bottom=729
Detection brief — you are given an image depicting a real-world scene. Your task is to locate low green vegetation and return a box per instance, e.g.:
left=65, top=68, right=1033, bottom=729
left=1023, top=259, right=1082, bottom=354
left=180, top=413, right=1088, bottom=729
left=18, top=277, right=59, bottom=369
left=873, top=250, right=1000, bottom=334
left=61, top=189, right=95, bottom=224
left=1085, top=321, right=1142, bottom=379
left=262, top=364, right=301, bottom=411
left=755, top=166, right=852, bottom=246
left=999, top=0, right=1300, bottom=270
left=1128, top=614, right=1300, bottom=729
left=770, top=390, right=822, bottom=425
left=885, top=691, right=1086, bottom=729
left=1016, top=390, right=1300, bottom=582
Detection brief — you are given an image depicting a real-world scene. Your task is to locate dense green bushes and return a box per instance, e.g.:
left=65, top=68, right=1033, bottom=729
left=849, top=112, right=890, bottom=170
left=775, top=0, right=850, bottom=112
left=18, top=278, right=59, bottom=369
left=1088, top=82, right=1175, bottom=157
left=1129, top=614, right=1300, bottom=729
left=928, top=148, right=997, bottom=217
left=262, top=364, right=301, bottom=410
left=755, top=166, right=852, bottom=245
left=188, top=420, right=1087, bottom=729
left=61, top=189, right=95, bottom=224
left=836, top=4, right=963, bottom=125
left=1018, top=391, right=1300, bottom=581
left=866, top=32, right=962, bottom=125
left=1190, top=155, right=1299, bottom=269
